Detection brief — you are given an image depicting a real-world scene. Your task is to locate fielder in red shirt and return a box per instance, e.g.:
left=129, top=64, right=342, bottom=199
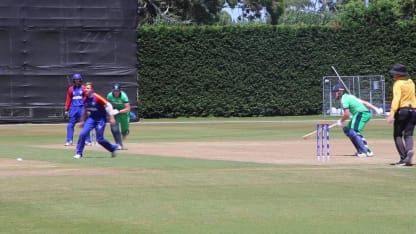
left=73, top=82, right=120, bottom=159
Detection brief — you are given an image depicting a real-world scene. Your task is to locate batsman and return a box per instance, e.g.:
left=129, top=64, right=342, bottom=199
left=333, top=83, right=381, bottom=157
left=107, top=83, right=131, bottom=150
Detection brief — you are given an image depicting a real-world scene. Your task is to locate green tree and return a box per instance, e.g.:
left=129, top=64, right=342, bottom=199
left=398, top=0, right=416, bottom=20
left=262, top=0, right=286, bottom=24
left=137, top=0, right=219, bottom=25
left=138, top=0, right=285, bottom=25
left=286, top=0, right=315, bottom=10
left=280, top=0, right=336, bottom=25
left=317, top=0, right=338, bottom=12
left=336, top=0, right=400, bottom=27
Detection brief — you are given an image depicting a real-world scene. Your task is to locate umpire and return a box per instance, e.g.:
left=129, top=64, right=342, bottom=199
left=387, top=64, right=416, bottom=166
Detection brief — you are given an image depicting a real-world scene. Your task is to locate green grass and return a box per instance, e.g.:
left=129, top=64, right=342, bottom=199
left=1, top=117, right=416, bottom=234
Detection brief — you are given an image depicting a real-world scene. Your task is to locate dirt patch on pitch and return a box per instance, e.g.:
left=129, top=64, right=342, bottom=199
left=40, top=139, right=398, bottom=165
left=122, top=139, right=397, bottom=165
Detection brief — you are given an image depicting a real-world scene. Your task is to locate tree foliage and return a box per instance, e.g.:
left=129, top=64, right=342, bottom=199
left=261, top=0, right=286, bottom=24
left=336, top=0, right=401, bottom=27
left=398, top=0, right=416, bottom=20
left=136, top=0, right=416, bottom=26
left=138, top=24, right=416, bottom=117
left=286, top=0, right=315, bottom=10
left=280, top=10, right=334, bottom=25
left=137, top=0, right=220, bottom=25
left=137, top=0, right=285, bottom=25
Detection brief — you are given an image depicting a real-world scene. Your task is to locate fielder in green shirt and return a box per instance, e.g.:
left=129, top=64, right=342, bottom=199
left=107, top=83, right=131, bottom=150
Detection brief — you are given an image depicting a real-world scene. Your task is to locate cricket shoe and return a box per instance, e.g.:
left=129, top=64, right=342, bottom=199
left=390, top=159, right=405, bottom=166
left=366, top=146, right=374, bottom=157
left=64, top=141, right=73, bottom=146
left=356, top=152, right=367, bottom=157
left=399, top=150, right=414, bottom=167
left=73, top=154, right=82, bottom=159
left=366, top=151, right=374, bottom=157
left=395, top=162, right=412, bottom=167
left=85, top=142, right=93, bottom=146
left=111, top=145, right=120, bottom=158
left=355, top=150, right=373, bottom=157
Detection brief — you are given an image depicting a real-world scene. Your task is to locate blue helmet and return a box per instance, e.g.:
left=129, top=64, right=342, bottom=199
left=72, top=73, right=82, bottom=80
left=332, top=83, right=345, bottom=93
left=112, top=83, right=121, bottom=91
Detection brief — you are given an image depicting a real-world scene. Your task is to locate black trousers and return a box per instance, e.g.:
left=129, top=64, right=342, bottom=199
left=393, top=107, right=416, bottom=159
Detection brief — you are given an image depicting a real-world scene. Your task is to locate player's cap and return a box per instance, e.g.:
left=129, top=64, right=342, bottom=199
left=332, top=83, right=345, bottom=92
left=389, top=64, right=409, bottom=76
left=72, top=73, right=82, bottom=80
left=112, top=83, right=121, bottom=91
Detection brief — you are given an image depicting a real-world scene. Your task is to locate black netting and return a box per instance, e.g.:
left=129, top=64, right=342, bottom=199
left=0, top=0, right=138, bottom=123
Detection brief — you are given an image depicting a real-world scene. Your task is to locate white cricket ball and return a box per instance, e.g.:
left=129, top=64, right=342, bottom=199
left=17, top=158, right=23, bottom=161
left=324, top=79, right=329, bottom=83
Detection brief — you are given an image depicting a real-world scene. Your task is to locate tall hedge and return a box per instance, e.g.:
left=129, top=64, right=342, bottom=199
left=138, top=24, right=416, bottom=118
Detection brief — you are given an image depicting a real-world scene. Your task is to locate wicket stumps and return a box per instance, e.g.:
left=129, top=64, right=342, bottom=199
left=316, top=123, right=330, bottom=161
left=91, top=129, right=97, bottom=146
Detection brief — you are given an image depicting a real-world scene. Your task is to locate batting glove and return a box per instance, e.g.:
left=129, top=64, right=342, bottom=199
left=335, top=119, right=342, bottom=126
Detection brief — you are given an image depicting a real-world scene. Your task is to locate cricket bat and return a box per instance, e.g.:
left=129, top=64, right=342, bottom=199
left=302, top=122, right=337, bottom=139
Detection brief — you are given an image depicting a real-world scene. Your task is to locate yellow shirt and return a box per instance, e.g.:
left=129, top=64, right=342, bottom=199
left=390, top=78, right=416, bottom=116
